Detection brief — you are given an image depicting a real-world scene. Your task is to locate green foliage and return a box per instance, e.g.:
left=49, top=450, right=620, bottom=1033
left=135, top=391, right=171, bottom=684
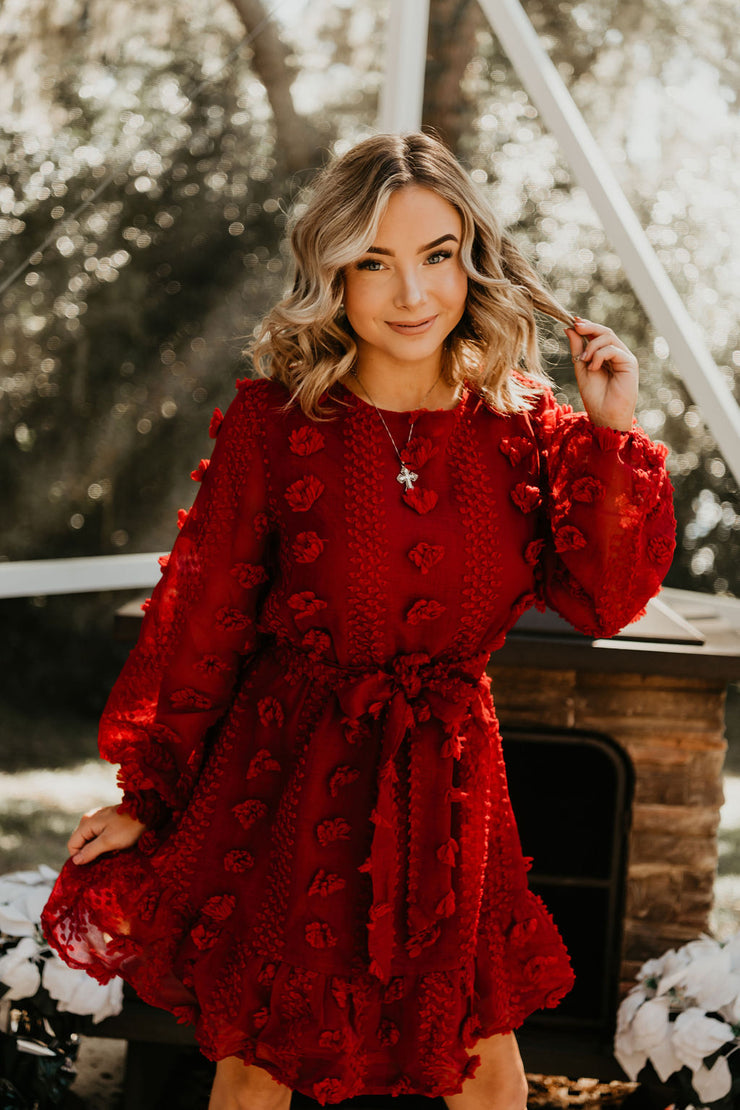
left=1, top=0, right=739, bottom=714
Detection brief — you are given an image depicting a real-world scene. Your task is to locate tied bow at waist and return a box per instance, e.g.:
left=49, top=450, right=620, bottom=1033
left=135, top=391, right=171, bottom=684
left=276, top=641, right=492, bottom=983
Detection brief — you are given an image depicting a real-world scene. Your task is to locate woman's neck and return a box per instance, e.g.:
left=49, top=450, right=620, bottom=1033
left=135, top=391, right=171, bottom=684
left=343, top=364, right=460, bottom=413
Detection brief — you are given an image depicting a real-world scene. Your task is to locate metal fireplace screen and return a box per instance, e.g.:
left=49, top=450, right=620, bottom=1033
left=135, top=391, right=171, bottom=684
left=502, top=727, right=634, bottom=1033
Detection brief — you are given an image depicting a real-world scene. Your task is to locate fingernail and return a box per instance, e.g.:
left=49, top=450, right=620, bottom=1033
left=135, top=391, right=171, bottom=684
left=73, top=854, right=83, bottom=864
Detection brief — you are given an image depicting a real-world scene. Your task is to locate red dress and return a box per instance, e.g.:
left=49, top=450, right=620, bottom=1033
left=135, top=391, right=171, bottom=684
left=42, top=376, right=675, bottom=1103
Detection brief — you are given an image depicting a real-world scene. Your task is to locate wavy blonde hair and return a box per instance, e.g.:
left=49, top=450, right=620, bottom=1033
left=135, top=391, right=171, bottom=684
left=249, top=131, right=574, bottom=417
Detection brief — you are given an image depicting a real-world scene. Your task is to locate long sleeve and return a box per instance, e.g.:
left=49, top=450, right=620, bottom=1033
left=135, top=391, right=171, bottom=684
left=101, top=379, right=275, bottom=829
left=528, top=388, right=676, bottom=638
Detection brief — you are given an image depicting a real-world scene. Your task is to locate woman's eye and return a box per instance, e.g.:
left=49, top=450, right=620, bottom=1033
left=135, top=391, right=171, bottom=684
left=356, top=258, right=384, bottom=271
left=426, top=250, right=453, bottom=265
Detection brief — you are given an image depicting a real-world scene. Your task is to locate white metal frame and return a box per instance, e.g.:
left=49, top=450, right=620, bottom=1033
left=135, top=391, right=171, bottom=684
left=478, top=0, right=740, bottom=482
left=378, top=0, right=430, bottom=133
left=2, top=0, right=738, bottom=600
left=0, top=553, right=165, bottom=598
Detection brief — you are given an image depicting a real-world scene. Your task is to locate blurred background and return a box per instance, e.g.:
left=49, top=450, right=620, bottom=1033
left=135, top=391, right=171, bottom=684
left=1, top=0, right=739, bottom=881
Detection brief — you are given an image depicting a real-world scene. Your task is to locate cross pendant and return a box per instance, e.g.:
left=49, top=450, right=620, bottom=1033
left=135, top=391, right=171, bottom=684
left=397, top=464, right=419, bottom=491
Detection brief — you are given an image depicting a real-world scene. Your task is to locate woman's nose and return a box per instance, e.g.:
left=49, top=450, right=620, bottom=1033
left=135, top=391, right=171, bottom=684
left=394, top=267, right=425, bottom=309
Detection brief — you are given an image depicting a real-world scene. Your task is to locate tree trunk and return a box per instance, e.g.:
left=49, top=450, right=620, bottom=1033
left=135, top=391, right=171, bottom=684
left=422, top=0, right=485, bottom=153
left=227, top=0, right=319, bottom=173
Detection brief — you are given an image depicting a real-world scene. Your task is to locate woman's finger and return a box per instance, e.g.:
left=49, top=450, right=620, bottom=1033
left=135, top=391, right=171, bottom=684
left=585, top=337, right=637, bottom=374
left=580, top=332, right=630, bottom=365
left=570, top=316, right=612, bottom=339
left=67, top=818, right=99, bottom=855
left=567, top=320, right=638, bottom=376
left=67, top=807, right=114, bottom=855
left=565, top=326, right=587, bottom=365
left=72, top=834, right=111, bottom=866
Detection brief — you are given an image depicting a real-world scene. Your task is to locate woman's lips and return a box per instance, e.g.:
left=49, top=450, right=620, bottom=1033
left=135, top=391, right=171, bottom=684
left=386, top=316, right=437, bottom=335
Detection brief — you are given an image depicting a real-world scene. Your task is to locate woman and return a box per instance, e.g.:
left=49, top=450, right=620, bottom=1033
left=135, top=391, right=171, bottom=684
left=42, top=132, right=676, bottom=1110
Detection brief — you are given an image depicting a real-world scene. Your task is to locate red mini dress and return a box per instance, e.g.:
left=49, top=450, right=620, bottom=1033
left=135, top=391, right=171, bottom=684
left=42, top=376, right=676, bottom=1103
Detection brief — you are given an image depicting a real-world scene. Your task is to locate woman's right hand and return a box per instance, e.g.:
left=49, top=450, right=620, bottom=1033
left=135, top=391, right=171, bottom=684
left=68, top=805, right=146, bottom=865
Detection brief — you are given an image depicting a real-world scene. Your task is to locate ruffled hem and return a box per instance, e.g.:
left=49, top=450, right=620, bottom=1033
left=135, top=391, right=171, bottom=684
left=41, top=855, right=573, bottom=1104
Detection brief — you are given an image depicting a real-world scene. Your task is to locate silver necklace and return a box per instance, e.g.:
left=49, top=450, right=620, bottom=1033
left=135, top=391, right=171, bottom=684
left=350, top=368, right=444, bottom=492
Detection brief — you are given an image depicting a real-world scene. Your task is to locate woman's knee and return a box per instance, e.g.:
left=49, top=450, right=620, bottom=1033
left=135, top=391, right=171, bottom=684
left=506, top=1069, right=529, bottom=1110
left=443, top=1031, right=528, bottom=1110
left=208, top=1057, right=292, bottom=1110
left=473, top=1069, right=528, bottom=1110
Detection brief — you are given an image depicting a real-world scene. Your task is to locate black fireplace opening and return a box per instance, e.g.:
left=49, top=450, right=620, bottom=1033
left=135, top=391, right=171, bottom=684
left=501, top=726, right=634, bottom=1035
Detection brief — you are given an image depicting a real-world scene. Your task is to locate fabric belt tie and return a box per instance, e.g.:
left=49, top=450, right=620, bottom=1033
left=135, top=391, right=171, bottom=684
left=274, top=642, right=491, bottom=984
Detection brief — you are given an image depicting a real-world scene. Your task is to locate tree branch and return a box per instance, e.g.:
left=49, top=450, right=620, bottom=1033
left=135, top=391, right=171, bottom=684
left=227, top=0, right=319, bottom=173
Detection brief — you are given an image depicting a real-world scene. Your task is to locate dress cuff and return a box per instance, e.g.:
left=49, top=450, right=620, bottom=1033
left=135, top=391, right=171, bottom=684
left=576, top=413, right=669, bottom=466
left=117, top=788, right=170, bottom=830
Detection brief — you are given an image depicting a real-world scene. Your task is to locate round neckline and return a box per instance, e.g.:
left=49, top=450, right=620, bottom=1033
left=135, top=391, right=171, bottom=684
left=336, top=380, right=469, bottom=417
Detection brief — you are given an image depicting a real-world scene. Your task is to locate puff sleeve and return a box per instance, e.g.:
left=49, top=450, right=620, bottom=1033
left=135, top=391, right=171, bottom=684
left=100, top=379, right=275, bottom=829
left=528, top=388, right=676, bottom=638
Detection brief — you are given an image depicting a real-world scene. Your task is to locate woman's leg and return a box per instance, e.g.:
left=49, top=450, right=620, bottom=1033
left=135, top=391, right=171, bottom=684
left=442, top=1031, right=528, bottom=1110
left=208, top=1056, right=293, bottom=1110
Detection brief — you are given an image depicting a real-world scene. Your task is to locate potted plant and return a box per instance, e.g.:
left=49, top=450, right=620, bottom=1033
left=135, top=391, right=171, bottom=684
left=0, top=866, right=123, bottom=1108
left=615, top=934, right=740, bottom=1110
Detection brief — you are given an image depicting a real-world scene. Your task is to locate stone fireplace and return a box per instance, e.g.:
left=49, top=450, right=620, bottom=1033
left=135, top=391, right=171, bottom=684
left=489, top=586, right=740, bottom=1076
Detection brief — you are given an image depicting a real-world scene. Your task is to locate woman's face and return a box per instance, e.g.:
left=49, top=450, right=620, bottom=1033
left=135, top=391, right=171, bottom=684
left=342, top=185, right=468, bottom=377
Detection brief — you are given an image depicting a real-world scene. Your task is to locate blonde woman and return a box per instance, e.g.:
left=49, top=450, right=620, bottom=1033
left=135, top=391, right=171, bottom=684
left=43, top=132, right=675, bottom=1110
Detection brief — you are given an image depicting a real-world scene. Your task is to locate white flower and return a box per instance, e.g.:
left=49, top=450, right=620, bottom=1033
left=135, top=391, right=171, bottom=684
left=613, top=1040, right=647, bottom=1082
left=682, top=935, right=723, bottom=961
left=0, top=866, right=58, bottom=938
left=719, top=994, right=740, bottom=1025
left=616, top=997, right=677, bottom=1082
left=648, top=1036, right=685, bottom=1085
left=639, top=948, right=690, bottom=983
left=616, top=988, right=648, bottom=1035
left=632, top=996, right=672, bottom=1050
left=638, top=956, right=667, bottom=981
left=692, top=1055, right=733, bottom=1104
left=42, top=955, right=123, bottom=1024
left=0, top=936, right=41, bottom=1000
left=658, top=946, right=740, bottom=1011
left=614, top=989, right=649, bottom=1080
left=724, top=933, right=740, bottom=972
left=671, top=1009, right=734, bottom=1073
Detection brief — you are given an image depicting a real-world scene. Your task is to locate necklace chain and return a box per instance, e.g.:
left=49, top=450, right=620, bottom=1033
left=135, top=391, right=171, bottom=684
left=349, top=369, right=445, bottom=493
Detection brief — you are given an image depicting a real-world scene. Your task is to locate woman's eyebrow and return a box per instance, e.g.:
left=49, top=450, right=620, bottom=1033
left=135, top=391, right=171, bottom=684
left=364, top=233, right=460, bottom=257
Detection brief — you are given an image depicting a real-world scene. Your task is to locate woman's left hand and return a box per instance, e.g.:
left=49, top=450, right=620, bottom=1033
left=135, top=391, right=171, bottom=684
left=565, top=317, right=638, bottom=432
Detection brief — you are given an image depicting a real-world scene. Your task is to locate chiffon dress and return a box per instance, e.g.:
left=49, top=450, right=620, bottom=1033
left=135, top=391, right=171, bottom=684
left=42, top=375, right=676, bottom=1103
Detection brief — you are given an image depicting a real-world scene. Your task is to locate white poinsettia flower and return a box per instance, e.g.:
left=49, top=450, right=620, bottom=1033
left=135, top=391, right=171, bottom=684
left=648, top=1035, right=685, bottom=1085
left=692, top=1055, right=733, bottom=1104
left=0, top=865, right=57, bottom=898
left=658, top=947, right=740, bottom=1011
left=671, top=1009, right=734, bottom=1073
left=639, top=947, right=690, bottom=984
left=719, top=994, right=740, bottom=1025
left=616, top=988, right=648, bottom=1034
left=42, top=955, right=124, bottom=1024
left=631, top=996, right=672, bottom=1051
left=0, top=936, right=41, bottom=1000
left=614, top=989, right=650, bottom=1079
left=613, top=1040, right=647, bottom=1082
left=681, top=936, right=723, bottom=962
left=0, top=867, right=58, bottom=938
left=724, top=932, right=740, bottom=972
left=638, top=955, right=668, bottom=981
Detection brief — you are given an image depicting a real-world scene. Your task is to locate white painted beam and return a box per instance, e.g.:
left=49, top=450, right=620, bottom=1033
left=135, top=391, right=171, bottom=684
left=0, top=553, right=164, bottom=598
left=378, top=0, right=430, bottom=133
left=477, top=0, right=740, bottom=484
